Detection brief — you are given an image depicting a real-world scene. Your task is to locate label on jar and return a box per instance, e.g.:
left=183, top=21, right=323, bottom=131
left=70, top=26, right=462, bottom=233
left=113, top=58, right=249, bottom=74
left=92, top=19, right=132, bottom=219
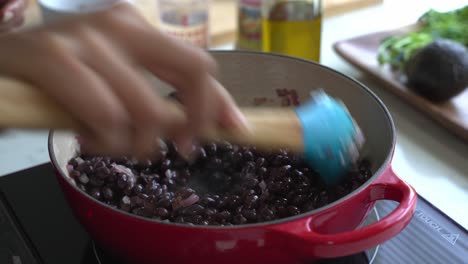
left=159, top=22, right=209, bottom=48
left=237, top=0, right=262, bottom=51
left=159, top=9, right=209, bottom=48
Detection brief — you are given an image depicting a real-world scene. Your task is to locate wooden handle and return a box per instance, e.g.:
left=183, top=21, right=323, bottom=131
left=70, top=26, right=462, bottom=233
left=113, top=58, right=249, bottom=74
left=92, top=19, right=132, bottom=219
left=0, top=76, right=304, bottom=152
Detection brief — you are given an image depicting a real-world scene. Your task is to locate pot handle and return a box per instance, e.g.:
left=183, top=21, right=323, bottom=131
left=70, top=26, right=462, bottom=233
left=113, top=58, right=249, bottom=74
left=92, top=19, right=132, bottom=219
left=270, top=167, right=417, bottom=258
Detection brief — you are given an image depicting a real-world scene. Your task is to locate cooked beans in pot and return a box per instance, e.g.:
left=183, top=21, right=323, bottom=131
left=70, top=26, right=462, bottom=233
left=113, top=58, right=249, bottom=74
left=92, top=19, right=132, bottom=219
left=68, top=141, right=371, bottom=226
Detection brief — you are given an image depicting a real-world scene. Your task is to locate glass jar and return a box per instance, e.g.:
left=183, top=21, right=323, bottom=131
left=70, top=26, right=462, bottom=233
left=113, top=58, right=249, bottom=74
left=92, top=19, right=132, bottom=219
left=261, top=0, right=323, bottom=62
left=157, top=0, right=210, bottom=48
left=236, top=0, right=262, bottom=51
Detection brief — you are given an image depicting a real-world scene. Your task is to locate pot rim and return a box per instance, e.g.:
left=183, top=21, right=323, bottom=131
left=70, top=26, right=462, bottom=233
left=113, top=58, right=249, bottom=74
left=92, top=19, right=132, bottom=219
left=48, top=50, right=396, bottom=230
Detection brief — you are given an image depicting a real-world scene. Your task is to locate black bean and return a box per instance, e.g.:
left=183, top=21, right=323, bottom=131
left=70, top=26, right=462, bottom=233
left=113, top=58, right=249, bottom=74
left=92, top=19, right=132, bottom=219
left=162, top=178, right=175, bottom=189
left=178, top=169, right=191, bottom=179
left=206, top=158, right=222, bottom=170
left=241, top=162, right=256, bottom=177
left=204, top=208, right=216, bottom=216
left=177, top=187, right=195, bottom=199
left=120, top=196, right=131, bottom=212
left=269, top=181, right=283, bottom=193
left=206, top=143, right=217, bottom=156
left=153, top=187, right=163, bottom=197
left=292, top=194, right=307, bottom=206
left=138, top=193, right=149, bottom=200
left=243, top=177, right=259, bottom=188
left=302, top=202, right=315, bottom=212
left=272, top=155, right=285, bottom=166
left=242, top=209, right=257, bottom=221
left=192, top=215, right=204, bottom=224
left=129, top=196, right=142, bottom=207
left=89, top=188, right=101, bottom=200
left=244, top=195, right=259, bottom=208
left=83, top=164, right=94, bottom=175
left=161, top=159, right=172, bottom=171
left=70, top=140, right=372, bottom=226
left=117, top=173, right=128, bottom=189
left=255, top=157, right=266, bottom=169
left=243, top=151, right=254, bottom=161
left=135, top=159, right=152, bottom=170
left=78, top=173, right=89, bottom=184
left=133, top=184, right=144, bottom=195
left=226, top=195, right=241, bottom=209
left=233, top=214, right=247, bottom=225
left=143, top=202, right=155, bottom=215
left=155, top=208, right=169, bottom=219
left=176, top=177, right=188, bottom=186
left=273, top=198, right=288, bottom=208
left=156, top=198, right=172, bottom=209
left=233, top=152, right=243, bottom=164
left=223, top=151, right=235, bottom=162
left=218, top=141, right=233, bottom=152
left=89, top=177, right=104, bottom=187
left=102, top=187, right=114, bottom=200
left=194, top=147, right=207, bottom=160
left=257, top=167, right=268, bottom=177
left=233, top=205, right=243, bottom=215
left=215, top=211, right=231, bottom=222
left=287, top=205, right=301, bottom=216
left=133, top=207, right=151, bottom=217
left=259, top=207, right=275, bottom=221
left=107, top=173, right=117, bottom=183
left=77, top=184, right=87, bottom=192
left=200, top=197, right=216, bottom=207
left=174, top=216, right=185, bottom=223
left=181, top=204, right=205, bottom=216
left=145, top=180, right=160, bottom=194
left=242, top=189, right=256, bottom=199
left=96, top=166, right=111, bottom=180
left=279, top=165, right=292, bottom=176
left=217, top=196, right=229, bottom=209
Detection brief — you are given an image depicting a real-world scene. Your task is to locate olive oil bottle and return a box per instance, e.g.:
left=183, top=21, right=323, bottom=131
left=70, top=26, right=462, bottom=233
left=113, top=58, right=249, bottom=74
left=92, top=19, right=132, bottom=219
left=261, top=0, right=323, bottom=62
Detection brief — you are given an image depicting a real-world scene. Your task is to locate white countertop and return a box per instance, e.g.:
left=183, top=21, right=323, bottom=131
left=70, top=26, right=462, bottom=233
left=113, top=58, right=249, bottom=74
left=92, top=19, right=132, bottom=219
left=1, top=0, right=467, bottom=229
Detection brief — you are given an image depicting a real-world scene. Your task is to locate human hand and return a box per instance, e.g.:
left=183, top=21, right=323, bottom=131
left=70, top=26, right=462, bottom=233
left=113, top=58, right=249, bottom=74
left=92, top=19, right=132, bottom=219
left=0, top=2, right=248, bottom=158
left=0, top=0, right=28, bottom=32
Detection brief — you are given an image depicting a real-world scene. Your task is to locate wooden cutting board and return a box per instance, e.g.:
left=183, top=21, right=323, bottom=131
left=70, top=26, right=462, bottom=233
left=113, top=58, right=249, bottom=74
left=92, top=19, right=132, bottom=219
left=333, top=25, right=468, bottom=142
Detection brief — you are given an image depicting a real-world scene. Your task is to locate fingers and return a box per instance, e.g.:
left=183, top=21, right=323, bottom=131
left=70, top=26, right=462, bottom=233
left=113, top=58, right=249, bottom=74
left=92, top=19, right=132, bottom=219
left=208, top=77, right=250, bottom=132
left=122, top=30, right=217, bottom=155
left=26, top=33, right=133, bottom=155
left=83, top=3, right=228, bottom=157
left=0, top=3, right=247, bottom=160
left=77, top=28, right=180, bottom=158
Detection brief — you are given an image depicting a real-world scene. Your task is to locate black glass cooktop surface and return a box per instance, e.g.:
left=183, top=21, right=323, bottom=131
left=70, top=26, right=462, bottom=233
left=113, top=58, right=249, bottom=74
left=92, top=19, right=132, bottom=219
left=0, top=164, right=466, bottom=264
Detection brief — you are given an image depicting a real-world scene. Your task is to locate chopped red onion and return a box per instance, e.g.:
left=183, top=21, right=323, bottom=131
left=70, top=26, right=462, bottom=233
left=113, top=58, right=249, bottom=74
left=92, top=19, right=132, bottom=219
left=180, top=193, right=199, bottom=207
left=111, top=163, right=135, bottom=178
left=66, top=165, right=74, bottom=172
left=173, top=193, right=200, bottom=209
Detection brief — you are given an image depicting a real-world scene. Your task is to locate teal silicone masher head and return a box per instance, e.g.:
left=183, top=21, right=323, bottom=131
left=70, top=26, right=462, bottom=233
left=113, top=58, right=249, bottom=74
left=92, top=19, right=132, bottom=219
left=295, top=91, right=365, bottom=185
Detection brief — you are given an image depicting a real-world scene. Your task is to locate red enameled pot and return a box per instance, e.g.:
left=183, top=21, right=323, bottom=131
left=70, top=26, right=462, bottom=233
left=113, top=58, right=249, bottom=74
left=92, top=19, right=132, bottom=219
left=48, top=51, right=417, bottom=264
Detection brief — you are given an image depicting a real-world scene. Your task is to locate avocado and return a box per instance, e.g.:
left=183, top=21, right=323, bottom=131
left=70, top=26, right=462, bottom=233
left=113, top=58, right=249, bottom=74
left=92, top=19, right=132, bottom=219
left=404, top=38, right=468, bottom=102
